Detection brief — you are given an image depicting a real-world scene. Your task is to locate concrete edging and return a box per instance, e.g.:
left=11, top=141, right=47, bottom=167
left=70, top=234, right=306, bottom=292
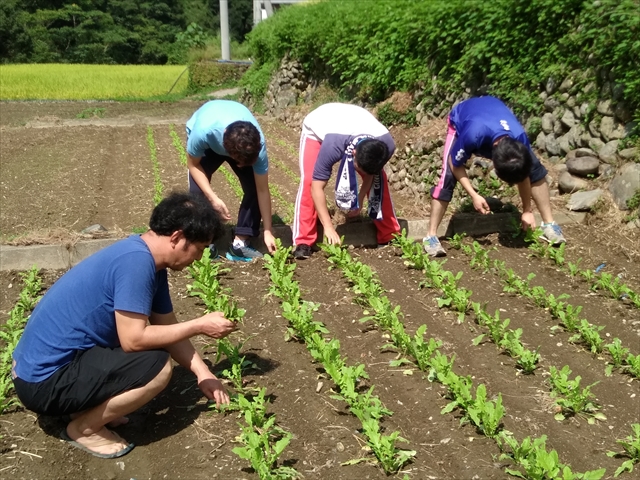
left=0, top=211, right=586, bottom=272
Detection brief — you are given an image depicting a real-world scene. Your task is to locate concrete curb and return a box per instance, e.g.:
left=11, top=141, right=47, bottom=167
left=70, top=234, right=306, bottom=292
left=0, top=211, right=586, bottom=272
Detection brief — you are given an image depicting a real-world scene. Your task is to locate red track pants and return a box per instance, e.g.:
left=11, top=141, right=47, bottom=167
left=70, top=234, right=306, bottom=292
left=292, top=128, right=401, bottom=246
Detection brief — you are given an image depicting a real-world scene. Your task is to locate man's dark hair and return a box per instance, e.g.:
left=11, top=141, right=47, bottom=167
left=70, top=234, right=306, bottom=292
left=222, top=121, right=261, bottom=167
left=492, top=137, right=532, bottom=185
left=354, top=139, right=390, bottom=175
left=150, top=191, right=223, bottom=243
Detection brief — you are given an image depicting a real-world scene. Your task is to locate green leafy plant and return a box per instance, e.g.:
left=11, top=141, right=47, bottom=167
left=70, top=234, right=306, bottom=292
left=0, top=266, right=42, bottom=413
left=607, top=424, right=640, bottom=477
left=499, top=433, right=606, bottom=480
left=548, top=366, right=604, bottom=424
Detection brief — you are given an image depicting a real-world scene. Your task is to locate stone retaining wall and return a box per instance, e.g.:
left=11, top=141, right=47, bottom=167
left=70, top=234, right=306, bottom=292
left=244, top=57, right=639, bottom=222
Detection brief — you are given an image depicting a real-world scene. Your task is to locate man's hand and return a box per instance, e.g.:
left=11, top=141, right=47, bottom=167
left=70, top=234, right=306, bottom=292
left=324, top=227, right=342, bottom=245
left=263, top=230, right=277, bottom=253
left=198, top=312, right=236, bottom=339
left=210, top=197, right=231, bottom=221
left=346, top=208, right=362, bottom=218
left=198, top=375, right=230, bottom=407
left=472, top=195, right=491, bottom=215
left=521, top=211, right=536, bottom=231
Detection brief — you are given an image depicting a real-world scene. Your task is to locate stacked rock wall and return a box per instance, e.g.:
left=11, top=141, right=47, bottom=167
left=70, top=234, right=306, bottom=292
left=247, top=58, right=639, bottom=219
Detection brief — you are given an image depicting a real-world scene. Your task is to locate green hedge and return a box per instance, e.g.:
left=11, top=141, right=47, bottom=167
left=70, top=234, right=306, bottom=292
left=243, top=0, right=639, bottom=122
left=188, top=61, right=250, bottom=92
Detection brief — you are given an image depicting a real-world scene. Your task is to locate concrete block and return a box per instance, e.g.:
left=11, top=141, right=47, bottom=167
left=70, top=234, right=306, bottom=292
left=0, top=244, right=70, bottom=271
left=70, top=239, right=118, bottom=266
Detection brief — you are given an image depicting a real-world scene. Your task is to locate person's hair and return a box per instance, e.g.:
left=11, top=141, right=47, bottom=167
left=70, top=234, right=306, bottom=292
left=492, top=137, right=532, bottom=185
left=149, top=191, right=223, bottom=243
left=222, top=121, right=261, bottom=167
left=354, top=139, right=390, bottom=175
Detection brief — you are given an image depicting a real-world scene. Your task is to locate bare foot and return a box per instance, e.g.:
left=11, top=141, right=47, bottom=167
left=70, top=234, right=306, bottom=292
left=107, top=416, right=130, bottom=428
left=70, top=413, right=129, bottom=428
left=65, top=424, right=130, bottom=456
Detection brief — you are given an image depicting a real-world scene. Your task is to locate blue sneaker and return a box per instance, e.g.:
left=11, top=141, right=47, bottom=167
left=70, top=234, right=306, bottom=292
left=540, top=222, right=566, bottom=245
left=423, top=236, right=446, bottom=257
left=226, top=243, right=264, bottom=262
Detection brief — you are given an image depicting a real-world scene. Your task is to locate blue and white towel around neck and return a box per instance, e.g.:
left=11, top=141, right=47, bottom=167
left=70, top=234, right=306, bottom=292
left=334, top=135, right=383, bottom=220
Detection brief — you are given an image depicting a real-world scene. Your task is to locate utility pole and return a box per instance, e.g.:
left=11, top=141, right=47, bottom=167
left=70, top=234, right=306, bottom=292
left=220, top=0, right=230, bottom=60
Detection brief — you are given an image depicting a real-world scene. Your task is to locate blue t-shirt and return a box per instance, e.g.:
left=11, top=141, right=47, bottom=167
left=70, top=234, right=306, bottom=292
left=13, top=236, right=173, bottom=383
left=186, top=100, right=268, bottom=175
left=449, top=96, right=531, bottom=167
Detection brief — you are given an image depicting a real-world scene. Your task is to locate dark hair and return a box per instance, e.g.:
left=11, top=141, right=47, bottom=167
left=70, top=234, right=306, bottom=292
left=222, top=121, right=261, bottom=167
left=149, top=191, right=223, bottom=243
left=354, top=139, right=390, bottom=175
left=492, top=137, right=532, bottom=185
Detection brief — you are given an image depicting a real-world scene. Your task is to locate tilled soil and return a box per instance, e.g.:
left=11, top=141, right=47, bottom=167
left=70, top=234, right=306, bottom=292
left=1, top=101, right=639, bottom=480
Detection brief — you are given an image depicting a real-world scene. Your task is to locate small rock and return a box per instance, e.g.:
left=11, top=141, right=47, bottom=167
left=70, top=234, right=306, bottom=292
left=544, top=96, right=560, bottom=112
left=597, top=99, right=614, bottom=116
left=560, top=109, right=577, bottom=128
left=574, top=148, right=595, bottom=158
left=598, top=164, right=614, bottom=179
left=545, top=134, right=562, bottom=156
left=541, top=113, right=555, bottom=134
left=589, top=137, right=605, bottom=154
left=566, top=156, right=599, bottom=177
left=599, top=140, right=620, bottom=165
left=619, top=148, right=638, bottom=160
left=566, top=189, right=603, bottom=211
left=609, top=163, right=640, bottom=210
left=336, top=442, right=345, bottom=452
left=316, top=381, right=324, bottom=393
left=82, top=224, right=108, bottom=234
left=558, top=171, right=589, bottom=194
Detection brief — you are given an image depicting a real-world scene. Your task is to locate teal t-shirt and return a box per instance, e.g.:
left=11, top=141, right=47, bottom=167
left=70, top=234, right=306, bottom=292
left=186, top=100, right=268, bottom=175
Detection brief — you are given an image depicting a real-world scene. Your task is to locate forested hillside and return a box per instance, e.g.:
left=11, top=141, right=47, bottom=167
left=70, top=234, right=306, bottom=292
left=0, top=0, right=253, bottom=64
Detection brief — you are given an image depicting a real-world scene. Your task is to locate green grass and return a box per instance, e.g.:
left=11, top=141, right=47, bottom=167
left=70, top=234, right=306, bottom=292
left=0, top=64, right=190, bottom=101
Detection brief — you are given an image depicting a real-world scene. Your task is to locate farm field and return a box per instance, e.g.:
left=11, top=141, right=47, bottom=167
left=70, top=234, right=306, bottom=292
left=1, top=101, right=639, bottom=480
left=0, top=65, right=190, bottom=101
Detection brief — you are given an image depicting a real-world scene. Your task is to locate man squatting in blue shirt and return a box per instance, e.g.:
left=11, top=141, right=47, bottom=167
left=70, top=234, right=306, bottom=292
left=186, top=100, right=276, bottom=261
left=423, top=96, right=566, bottom=257
left=12, top=193, right=236, bottom=459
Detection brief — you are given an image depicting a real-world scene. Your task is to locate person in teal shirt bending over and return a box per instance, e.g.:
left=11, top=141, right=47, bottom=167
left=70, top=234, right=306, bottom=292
left=186, top=100, right=276, bottom=261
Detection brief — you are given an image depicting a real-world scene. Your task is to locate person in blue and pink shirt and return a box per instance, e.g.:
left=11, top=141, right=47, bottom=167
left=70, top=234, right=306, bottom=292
left=425, top=96, right=566, bottom=257
left=292, top=103, right=401, bottom=260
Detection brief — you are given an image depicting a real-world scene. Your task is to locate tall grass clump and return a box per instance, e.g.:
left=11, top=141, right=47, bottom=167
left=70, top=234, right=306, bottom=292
left=243, top=0, right=639, bottom=122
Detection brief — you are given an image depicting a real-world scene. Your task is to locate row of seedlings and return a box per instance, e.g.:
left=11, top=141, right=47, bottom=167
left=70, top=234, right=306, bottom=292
left=445, top=235, right=609, bottom=423
left=321, top=241, right=608, bottom=479
left=187, top=249, right=300, bottom=479
left=455, top=236, right=640, bottom=379
left=146, top=126, right=163, bottom=205
left=430, top=235, right=640, bottom=476
left=525, top=229, right=639, bottom=309
left=0, top=267, right=43, bottom=413
left=264, top=241, right=416, bottom=474
left=169, top=125, right=188, bottom=167
left=393, top=234, right=539, bottom=375
left=445, top=232, right=638, bottom=379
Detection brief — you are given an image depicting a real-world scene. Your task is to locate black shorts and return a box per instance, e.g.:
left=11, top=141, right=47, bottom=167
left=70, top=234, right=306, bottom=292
left=13, top=346, right=170, bottom=416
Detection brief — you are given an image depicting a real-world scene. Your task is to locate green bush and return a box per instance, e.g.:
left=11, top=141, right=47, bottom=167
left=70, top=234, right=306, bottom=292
left=244, top=0, right=639, bottom=122
left=188, top=61, right=250, bottom=92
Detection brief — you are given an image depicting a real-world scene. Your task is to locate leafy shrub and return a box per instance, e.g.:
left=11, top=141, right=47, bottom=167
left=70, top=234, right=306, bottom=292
left=244, top=0, right=639, bottom=122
